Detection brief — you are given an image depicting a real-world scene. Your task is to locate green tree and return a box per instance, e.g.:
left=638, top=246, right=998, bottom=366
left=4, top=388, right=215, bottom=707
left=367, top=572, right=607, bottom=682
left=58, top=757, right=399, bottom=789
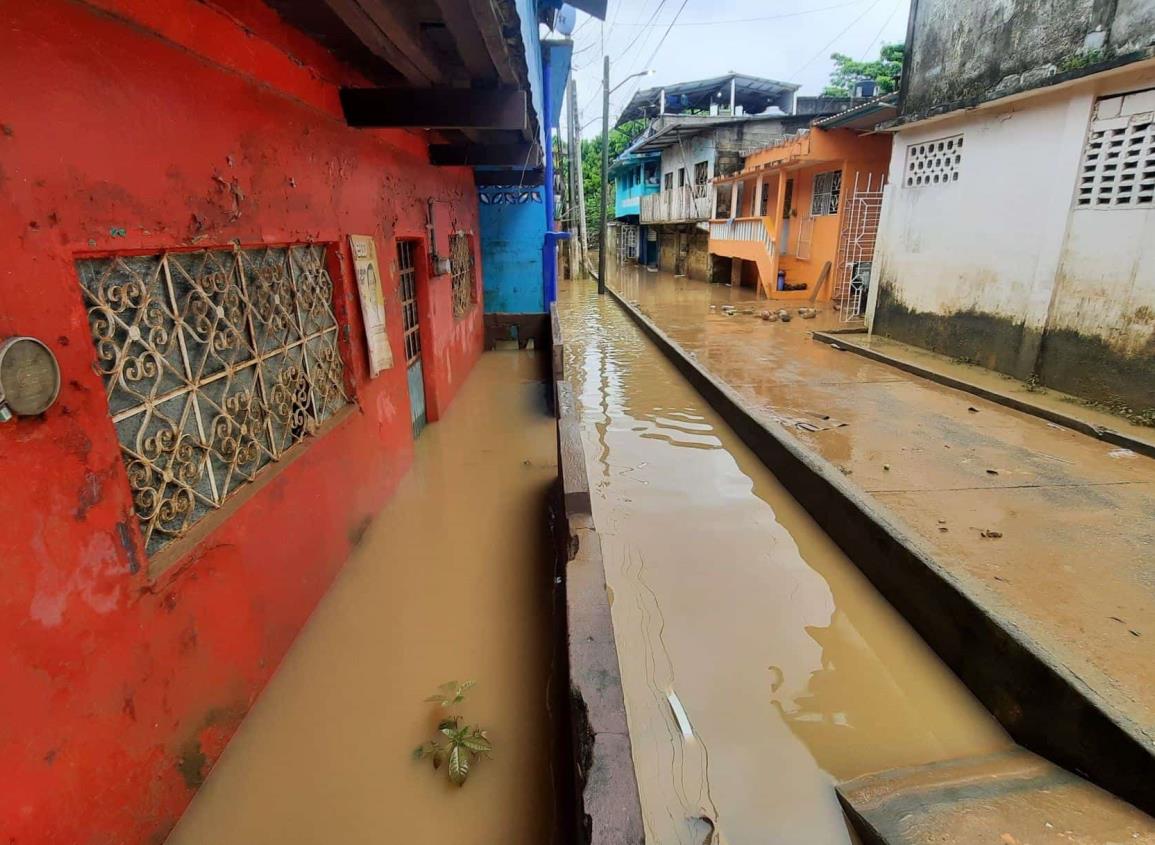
left=822, top=43, right=904, bottom=97
left=578, top=119, right=648, bottom=244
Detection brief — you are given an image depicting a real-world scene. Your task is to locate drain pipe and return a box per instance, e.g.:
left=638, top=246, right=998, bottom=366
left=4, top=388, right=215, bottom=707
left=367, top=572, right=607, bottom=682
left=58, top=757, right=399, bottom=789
left=541, top=45, right=569, bottom=308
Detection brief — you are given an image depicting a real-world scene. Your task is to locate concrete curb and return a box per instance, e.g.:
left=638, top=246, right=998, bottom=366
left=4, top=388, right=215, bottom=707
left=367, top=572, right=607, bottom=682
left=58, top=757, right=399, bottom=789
left=550, top=303, right=645, bottom=845
left=812, top=330, right=1155, bottom=460
left=605, top=287, right=1155, bottom=817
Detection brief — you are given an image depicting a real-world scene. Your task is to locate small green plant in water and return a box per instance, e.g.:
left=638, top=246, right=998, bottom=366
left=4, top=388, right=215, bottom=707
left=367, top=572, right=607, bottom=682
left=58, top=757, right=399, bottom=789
left=412, top=681, right=493, bottom=786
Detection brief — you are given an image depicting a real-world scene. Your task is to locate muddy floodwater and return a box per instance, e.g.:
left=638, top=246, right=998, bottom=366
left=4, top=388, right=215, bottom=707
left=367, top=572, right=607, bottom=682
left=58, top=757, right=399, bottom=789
left=166, top=353, right=561, bottom=845
left=557, top=280, right=1010, bottom=844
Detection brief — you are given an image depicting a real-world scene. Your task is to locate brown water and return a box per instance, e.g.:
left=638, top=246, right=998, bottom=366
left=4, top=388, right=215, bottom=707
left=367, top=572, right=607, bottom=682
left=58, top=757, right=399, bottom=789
left=609, top=263, right=1155, bottom=761
left=557, top=279, right=1010, bottom=844
left=166, top=352, right=561, bottom=845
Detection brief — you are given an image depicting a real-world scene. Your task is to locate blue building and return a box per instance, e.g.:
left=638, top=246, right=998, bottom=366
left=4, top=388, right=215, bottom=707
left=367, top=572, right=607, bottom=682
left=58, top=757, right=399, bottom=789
left=608, top=151, right=661, bottom=266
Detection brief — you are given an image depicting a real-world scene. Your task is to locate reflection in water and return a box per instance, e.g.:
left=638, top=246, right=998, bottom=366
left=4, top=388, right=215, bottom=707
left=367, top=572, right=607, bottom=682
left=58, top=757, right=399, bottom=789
left=166, top=353, right=561, bottom=845
left=558, top=280, right=1008, bottom=844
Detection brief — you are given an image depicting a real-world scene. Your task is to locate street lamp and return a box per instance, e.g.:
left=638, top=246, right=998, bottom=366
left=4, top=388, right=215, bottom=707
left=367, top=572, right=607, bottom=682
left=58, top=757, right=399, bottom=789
left=599, top=62, right=654, bottom=294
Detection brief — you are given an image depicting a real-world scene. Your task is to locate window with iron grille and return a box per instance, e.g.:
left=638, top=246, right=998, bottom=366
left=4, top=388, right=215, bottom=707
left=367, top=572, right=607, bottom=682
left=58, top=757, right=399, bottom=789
left=904, top=135, right=963, bottom=187
left=694, top=161, right=708, bottom=185
left=810, top=170, right=842, bottom=215
left=450, top=233, right=476, bottom=319
left=76, top=245, right=348, bottom=558
left=1077, top=88, right=1155, bottom=208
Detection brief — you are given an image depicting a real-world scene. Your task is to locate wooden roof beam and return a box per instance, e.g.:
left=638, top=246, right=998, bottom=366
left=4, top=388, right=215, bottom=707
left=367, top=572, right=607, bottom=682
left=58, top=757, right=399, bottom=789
left=322, top=0, right=442, bottom=85
left=340, top=88, right=527, bottom=129
left=429, top=142, right=539, bottom=166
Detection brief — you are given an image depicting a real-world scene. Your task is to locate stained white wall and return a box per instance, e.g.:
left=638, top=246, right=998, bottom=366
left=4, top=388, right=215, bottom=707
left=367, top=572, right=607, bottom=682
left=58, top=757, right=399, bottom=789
left=868, top=86, right=1091, bottom=336
left=1051, top=85, right=1155, bottom=357
left=868, top=61, right=1155, bottom=399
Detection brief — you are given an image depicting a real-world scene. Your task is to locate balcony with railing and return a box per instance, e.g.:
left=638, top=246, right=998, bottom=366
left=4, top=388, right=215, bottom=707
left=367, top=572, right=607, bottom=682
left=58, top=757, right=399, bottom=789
left=640, top=184, right=713, bottom=224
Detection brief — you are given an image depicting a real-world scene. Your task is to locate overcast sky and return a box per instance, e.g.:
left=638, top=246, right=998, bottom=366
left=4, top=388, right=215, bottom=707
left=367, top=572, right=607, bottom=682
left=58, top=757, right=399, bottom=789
left=564, top=0, right=911, bottom=138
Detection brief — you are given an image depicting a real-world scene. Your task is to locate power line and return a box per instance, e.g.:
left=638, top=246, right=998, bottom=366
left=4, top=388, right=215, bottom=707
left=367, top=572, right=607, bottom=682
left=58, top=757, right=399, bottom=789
left=859, top=0, right=903, bottom=60
left=613, top=0, right=691, bottom=125
left=613, top=0, right=864, bottom=28
left=614, top=0, right=669, bottom=66
left=788, top=0, right=885, bottom=79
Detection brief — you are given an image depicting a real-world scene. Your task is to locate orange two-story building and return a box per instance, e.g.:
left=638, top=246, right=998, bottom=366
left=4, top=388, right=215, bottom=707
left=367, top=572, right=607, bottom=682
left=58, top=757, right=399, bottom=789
left=707, top=111, right=893, bottom=313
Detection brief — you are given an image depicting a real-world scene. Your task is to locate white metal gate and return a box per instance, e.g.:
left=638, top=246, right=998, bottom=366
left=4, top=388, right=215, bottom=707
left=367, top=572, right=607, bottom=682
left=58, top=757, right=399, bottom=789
left=616, top=223, right=639, bottom=263
left=834, top=173, right=885, bottom=322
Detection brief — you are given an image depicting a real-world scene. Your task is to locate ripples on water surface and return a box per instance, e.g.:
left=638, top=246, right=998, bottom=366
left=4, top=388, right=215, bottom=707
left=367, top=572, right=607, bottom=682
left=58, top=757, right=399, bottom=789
left=558, top=281, right=1009, bottom=845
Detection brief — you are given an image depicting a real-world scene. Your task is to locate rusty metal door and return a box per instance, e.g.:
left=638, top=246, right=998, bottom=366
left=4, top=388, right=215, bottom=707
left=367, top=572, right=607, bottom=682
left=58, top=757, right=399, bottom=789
left=397, top=240, right=426, bottom=436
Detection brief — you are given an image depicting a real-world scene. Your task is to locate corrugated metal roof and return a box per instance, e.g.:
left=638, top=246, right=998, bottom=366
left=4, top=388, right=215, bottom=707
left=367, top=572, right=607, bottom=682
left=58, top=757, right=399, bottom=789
left=812, top=92, right=898, bottom=130
left=615, top=73, right=799, bottom=126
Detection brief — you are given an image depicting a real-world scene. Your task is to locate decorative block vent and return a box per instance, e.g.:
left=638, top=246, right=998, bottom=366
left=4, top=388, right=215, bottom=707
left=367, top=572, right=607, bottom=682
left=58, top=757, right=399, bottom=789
left=76, top=245, right=348, bottom=557
left=1077, top=88, right=1155, bottom=208
left=904, top=135, right=963, bottom=187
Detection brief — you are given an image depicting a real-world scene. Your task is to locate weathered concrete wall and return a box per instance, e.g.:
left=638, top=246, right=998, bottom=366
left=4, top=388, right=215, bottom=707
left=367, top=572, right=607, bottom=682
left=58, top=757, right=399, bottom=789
left=0, top=2, right=485, bottom=843
left=1042, top=86, right=1155, bottom=407
left=871, top=64, right=1155, bottom=411
left=655, top=226, right=710, bottom=280
left=900, top=0, right=1155, bottom=119
left=686, top=228, right=711, bottom=281
left=658, top=229, right=678, bottom=273
left=871, top=87, right=1083, bottom=376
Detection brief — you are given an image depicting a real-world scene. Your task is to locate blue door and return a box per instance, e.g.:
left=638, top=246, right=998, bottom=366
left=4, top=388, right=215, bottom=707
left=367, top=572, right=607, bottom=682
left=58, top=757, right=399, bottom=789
left=397, top=241, right=426, bottom=436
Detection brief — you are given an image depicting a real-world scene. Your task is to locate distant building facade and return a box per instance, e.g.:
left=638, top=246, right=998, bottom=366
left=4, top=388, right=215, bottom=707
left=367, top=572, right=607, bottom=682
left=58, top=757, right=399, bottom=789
left=609, top=75, right=811, bottom=279
left=709, top=101, right=894, bottom=306
left=868, top=0, right=1155, bottom=412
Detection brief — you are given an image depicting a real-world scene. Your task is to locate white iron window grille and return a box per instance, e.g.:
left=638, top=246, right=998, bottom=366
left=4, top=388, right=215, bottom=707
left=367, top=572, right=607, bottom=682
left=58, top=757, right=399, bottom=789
left=450, top=233, right=476, bottom=319
left=810, top=170, right=842, bottom=216
left=1077, top=88, right=1155, bottom=208
left=76, top=245, right=348, bottom=558
left=905, top=135, right=963, bottom=187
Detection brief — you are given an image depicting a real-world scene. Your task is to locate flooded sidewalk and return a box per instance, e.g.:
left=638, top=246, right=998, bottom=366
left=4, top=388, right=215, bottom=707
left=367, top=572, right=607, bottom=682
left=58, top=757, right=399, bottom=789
left=556, top=280, right=1009, bottom=843
left=166, top=353, right=562, bottom=845
left=608, top=264, right=1155, bottom=794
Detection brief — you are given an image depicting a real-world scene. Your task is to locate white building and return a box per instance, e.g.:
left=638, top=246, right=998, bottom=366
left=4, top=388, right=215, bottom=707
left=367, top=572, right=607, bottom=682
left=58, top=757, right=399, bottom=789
left=868, top=0, right=1155, bottom=413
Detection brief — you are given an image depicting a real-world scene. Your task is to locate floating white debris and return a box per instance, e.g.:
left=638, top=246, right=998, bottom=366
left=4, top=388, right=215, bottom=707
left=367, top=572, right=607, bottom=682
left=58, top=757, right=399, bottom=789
left=667, top=690, right=694, bottom=739
left=1109, top=448, right=1136, bottom=459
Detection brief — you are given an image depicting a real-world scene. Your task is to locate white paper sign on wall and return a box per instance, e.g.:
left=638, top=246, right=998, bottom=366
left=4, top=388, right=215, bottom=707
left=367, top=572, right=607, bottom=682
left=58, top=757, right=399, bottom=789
left=349, top=234, right=394, bottom=376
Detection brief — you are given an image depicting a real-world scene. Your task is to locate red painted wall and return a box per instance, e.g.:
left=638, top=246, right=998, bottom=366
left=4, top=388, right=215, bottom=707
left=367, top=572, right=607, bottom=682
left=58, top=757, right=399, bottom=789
left=0, top=2, right=484, bottom=842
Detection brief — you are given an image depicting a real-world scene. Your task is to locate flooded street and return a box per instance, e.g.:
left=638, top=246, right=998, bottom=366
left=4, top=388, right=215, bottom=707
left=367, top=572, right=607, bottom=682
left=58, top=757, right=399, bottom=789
left=557, top=279, right=1009, bottom=843
left=166, top=353, right=561, bottom=845
left=608, top=263, right=1155, bottom=761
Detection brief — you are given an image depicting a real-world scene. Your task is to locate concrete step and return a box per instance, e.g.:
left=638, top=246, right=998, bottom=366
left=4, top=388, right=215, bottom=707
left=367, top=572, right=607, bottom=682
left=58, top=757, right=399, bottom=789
left=837, top=748, right=1155, bottom=845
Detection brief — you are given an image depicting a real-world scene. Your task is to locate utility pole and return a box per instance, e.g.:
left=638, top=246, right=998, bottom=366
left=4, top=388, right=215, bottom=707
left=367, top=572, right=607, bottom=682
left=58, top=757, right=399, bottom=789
left=598, top=54, right=610, bottom=295
left=571, top=77, right=589, bottom=278
left=567, top=77, right=585, bottom=279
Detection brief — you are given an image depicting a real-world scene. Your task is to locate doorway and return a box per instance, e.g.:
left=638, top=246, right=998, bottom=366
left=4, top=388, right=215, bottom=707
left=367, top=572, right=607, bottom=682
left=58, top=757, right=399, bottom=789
left=397, top=239, right=427, bottom=436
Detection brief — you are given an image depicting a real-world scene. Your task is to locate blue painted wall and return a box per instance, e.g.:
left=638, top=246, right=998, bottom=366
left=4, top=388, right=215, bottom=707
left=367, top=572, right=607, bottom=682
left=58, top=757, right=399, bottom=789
left=479, top=188, right=546, bottom=313
left=478, top=1, right=574, bottom=315
left=611, top=152, right=660, bottom=219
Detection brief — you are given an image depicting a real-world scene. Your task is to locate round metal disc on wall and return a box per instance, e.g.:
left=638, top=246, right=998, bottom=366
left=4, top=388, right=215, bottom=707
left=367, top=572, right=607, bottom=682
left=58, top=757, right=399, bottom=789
left=0, top=337, right=61, bottom=417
